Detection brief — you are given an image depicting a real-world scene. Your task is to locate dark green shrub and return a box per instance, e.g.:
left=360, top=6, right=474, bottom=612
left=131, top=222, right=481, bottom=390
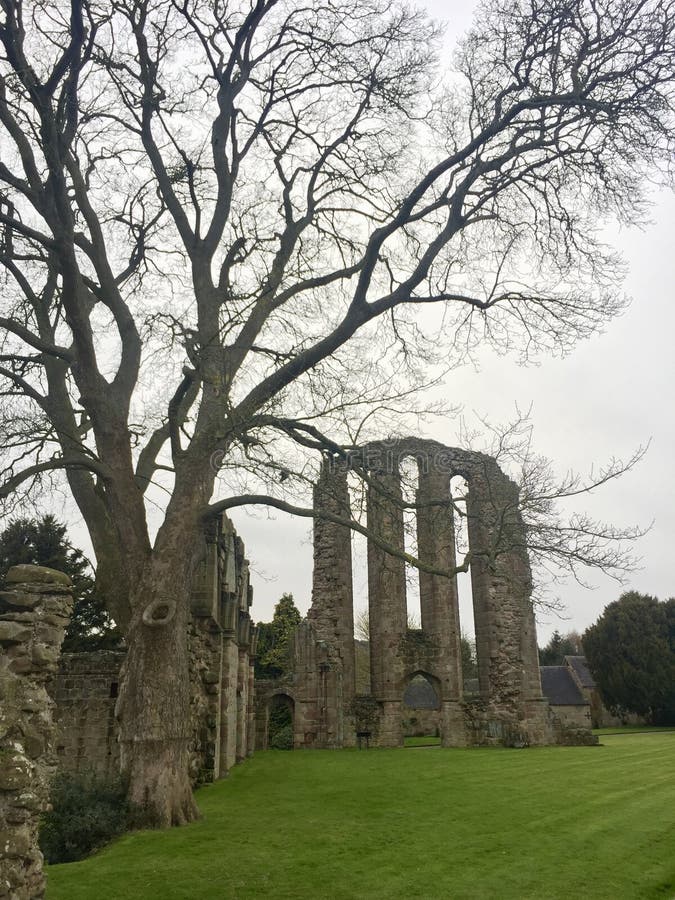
left=40, top=775, right=130, bottom=863
left=269, top=701, right=292, bottom=733
left=269, top=724, right=294, bottom=750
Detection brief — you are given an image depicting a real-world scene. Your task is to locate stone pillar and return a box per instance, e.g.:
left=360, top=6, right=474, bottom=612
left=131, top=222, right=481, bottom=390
left=218, top=634, right=239, bottom=775
left=191, top=517, right=221, bottom=618
left=416, top=465, right=467, bottom=746
left=466, top=458, right=549, bottom=741
left=416, top=466, right=462, bottom=688
left=309, top=460, right=356, bottom=701
left=367, top=468, right=407, bottom=746
left=235, top=646, right=249, bottom=763
left=246, top=628, right=257, bottom=758
left=246, top=663, right=256, bottom=757
left=0, top=564, right=73, bottom=900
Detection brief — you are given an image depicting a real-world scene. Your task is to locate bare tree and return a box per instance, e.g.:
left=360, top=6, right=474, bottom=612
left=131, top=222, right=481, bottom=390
left=452, top=410, right=648, bottom=609
left=0, top=0, right=674, bottom=825
left=354, top=608, right=420, bottom=641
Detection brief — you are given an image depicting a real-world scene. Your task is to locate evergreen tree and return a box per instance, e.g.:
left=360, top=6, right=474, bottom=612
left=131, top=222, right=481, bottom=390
left=0, top=516, right=122, bottom=652
left=255, top=593, right=302, bottom=679
left=539, top=630, right=582, bottom=666
left=583, top=592, right=675, bottom=724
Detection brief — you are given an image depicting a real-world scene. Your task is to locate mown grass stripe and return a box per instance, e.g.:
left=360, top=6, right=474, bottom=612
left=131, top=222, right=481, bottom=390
left=47, top=732, right=675, bottom=900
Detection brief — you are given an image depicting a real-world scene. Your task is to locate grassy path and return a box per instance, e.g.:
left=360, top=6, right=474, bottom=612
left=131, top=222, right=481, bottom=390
left=47, top=733, right=675, bottom=899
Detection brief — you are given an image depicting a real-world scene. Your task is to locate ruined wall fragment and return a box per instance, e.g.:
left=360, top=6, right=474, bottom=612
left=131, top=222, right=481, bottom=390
left=310, top=461, right=356, bottom=696
left=0, top=565, right=72, bottom=900
left=53, top=650, right=125, bottom=780
left=49, top=515, right=256, bottom=788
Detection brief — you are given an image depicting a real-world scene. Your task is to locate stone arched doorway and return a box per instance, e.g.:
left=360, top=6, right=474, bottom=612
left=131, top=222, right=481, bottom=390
left=402, top=671, right=441, bottom=742
left=268, top=693, right=295, bottom=750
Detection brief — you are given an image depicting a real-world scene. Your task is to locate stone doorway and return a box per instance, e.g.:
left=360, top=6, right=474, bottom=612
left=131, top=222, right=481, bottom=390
left=268, top=693, right=294, bottom=750
left=402, top=672, right=441, bottom=743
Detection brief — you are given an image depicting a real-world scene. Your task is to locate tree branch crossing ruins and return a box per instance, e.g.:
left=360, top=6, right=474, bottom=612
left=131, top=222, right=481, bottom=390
left=42, top=438, right=593, bottom=797
left=1, top=0, right=672, bottom=824
left=0, top=437, right=609, bottom=890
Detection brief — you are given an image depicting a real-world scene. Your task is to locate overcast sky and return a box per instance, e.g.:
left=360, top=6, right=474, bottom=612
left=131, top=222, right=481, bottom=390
left=228, top=0, right=675, bottom=644
left=36, top=0, right=674, bottom=647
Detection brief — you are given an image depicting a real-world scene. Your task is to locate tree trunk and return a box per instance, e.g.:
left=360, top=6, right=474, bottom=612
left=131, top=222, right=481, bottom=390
left=116, top=548, right=200, bottom=827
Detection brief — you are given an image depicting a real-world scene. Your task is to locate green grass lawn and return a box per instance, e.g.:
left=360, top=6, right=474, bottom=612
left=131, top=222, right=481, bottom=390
left=594, top=726, right=675, bottom=736
left=47, top=732, right=675, bottom=900
left=403, top=734, right=441, bottom=747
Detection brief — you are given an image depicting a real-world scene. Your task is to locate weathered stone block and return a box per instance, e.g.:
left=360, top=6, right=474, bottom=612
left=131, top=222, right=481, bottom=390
left=42, top=612, right=71, bottom=627
left=8, top=657, right=35, bottom=676
left=0, top=611, right=36, bottom=623
left=5, top=564, right=72, bottom=587
left=0, top=753, right=31, bottom=790
left=3, top=806, right=31, bottom=825
left=0, top=825, right=32, bottom=858
left=20, top=726, right=45, bottom=760
left=10, top=790, right=43, bottom=813
left=35, top=623, right=67, bottom=646
left=31, top=643, right=59, bottom=667
left=0, top=622, right=32, bottom=645
left=0, top=592, right=42, bottom=614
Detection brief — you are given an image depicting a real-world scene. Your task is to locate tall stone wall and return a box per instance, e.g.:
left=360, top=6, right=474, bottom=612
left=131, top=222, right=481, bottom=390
left=367, top=468, right=407, bottom=728
left=269, top=462, right=359, bottom=750
left=415, top=466, right=466, bottom=745
left=310, top=462, right=356, bottom=694
left=0, top=565, right=73, bottom=900
left=465, top=455, right=550, bottom=743
left=50, top=514, right=257, bottom=788
left=256, top=437, right=592, bottom=751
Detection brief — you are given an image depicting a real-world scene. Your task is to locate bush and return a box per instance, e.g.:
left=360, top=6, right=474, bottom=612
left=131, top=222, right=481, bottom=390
left=40, top=775, right=130, bottom=864
left=269, top=724, right=294, bottom=750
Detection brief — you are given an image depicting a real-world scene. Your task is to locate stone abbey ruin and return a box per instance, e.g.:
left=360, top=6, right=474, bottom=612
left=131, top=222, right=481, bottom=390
left=0, top=437, right=598, bottom=894
left=54, top=513, right=258, bottom=785
left=0, top=437, right=595, bottom=889
left=43, top=438, right=590, bottom=788
left=257, top=438, right=591, bottom=751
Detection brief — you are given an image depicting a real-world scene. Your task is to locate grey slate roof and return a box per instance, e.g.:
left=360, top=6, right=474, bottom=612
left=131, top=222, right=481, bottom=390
left=564, top=655, right=596, bottom=689
left=540, top=666, right=587, bottom=706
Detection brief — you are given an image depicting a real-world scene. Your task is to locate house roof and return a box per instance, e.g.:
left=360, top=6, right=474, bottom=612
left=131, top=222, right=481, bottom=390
left=564, top=655, right=596, bottom=689
left=540, top=666, right=588, bottom=706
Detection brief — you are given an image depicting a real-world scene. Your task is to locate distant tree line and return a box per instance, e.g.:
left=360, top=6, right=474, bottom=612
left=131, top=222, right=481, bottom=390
left=538, top=630, right=584, bottom=666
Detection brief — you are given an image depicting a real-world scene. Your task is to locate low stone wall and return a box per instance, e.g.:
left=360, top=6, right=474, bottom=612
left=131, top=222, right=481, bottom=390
left=550, top=703, right=592, bottom=730
left=53, top=651, right=125, bottom=781
left=0, top=565, right=72, bottom=900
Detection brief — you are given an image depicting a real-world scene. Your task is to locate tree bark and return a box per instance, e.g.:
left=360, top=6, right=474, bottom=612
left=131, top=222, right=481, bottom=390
left=115, top=526, right=201, bottom=827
